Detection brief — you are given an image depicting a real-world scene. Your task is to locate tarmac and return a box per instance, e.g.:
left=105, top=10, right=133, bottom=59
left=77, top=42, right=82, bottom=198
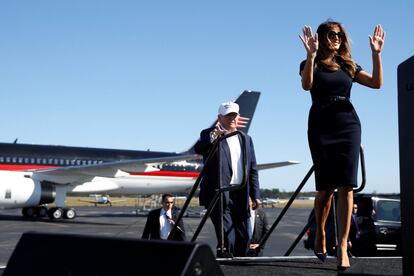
left=0, top=206, right=402, bottom=275
left=220, top=256, right=402, bottom=275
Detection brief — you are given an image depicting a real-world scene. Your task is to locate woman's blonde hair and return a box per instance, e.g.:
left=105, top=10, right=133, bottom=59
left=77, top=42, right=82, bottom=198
left=316, top=20, right=358, bottom=77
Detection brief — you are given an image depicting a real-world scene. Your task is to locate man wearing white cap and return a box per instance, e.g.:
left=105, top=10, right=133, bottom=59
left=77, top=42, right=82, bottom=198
left=194, top=101, right=261, bottom=257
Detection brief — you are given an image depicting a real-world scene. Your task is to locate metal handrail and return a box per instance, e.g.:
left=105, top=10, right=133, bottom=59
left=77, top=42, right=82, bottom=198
left=255, top=165, right=314, bottom=253
left=191, top=131, right=248, bottom=247
left=354, top=145, right=366, bottom=193
left=282, top=145, right=367, bottom=256
left=167, top=138, right=217, bottom=240
left=168, top=131, right=248, bottom=244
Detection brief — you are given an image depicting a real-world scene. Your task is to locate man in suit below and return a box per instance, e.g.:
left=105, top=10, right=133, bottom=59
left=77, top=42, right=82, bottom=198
left=348, top=203, right=361, bottom=255
left=247, top=197, right=270, bottom=256
left=141, top=193, right=186, bottom=241
left=194, top=101, right=261, bottom=257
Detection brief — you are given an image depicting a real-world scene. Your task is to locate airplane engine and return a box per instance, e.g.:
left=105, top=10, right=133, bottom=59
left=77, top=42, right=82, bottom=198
left=0, top=171, right=55, bottom=209
left=38, top=181, right=56, bottom=205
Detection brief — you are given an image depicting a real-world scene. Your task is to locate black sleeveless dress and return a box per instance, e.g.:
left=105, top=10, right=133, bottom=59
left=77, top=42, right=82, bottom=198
left=300, top=60, right=362, bottom=191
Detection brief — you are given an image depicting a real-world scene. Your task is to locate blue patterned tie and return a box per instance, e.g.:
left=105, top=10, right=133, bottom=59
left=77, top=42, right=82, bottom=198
left=165, top=213, right=174, bottom=225
left=166, top=213, right=184, bottom=233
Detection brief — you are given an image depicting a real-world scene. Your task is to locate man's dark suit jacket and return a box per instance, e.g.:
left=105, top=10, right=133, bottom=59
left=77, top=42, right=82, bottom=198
left=194, top=127, right=260, bottom=219
left=141, top=207, right=186, bottom=241
left=250, top=208, right=270, bottom=255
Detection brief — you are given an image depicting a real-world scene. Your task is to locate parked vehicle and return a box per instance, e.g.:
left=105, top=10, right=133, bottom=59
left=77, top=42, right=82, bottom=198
left=352, top=194, right=401, bottom=256
left=303, top=193, right=401, bottom=257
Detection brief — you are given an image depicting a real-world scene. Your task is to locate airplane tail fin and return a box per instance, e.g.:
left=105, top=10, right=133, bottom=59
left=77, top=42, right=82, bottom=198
left=185, top=90, right=261, bottom=154
left=233, top=90, right=260, bottom=133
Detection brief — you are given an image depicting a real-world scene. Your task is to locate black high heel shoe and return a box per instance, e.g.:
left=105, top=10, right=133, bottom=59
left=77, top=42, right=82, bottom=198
left=337, top=246, right=351, bottom=271
left=314, top=251, right=327, bottom=262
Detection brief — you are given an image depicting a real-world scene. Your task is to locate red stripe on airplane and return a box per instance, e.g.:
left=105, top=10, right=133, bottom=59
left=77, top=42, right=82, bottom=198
left=0, top=164, right=58, bottom=171
left=0, top=164, right=200, bottom=179
left=130, top=171, right=199, bottom=178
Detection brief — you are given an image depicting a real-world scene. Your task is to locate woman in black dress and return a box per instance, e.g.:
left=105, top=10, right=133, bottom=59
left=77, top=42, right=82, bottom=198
left=299, top=21, right=385, bottom=270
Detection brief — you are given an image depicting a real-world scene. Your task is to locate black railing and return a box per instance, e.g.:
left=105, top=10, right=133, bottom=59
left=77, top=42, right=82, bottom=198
left=255, top=165, right=315, bottom=255
left=168, top=131, right=248, bottom=253
left=282, top=145, right=367, bottom=256
left=169, top=135, right=366, bottom=259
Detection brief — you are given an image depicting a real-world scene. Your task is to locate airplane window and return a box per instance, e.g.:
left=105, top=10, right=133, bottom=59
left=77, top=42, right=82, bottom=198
left=12, top=157, right=17, bottom=163
left=42, top=158, right=47, bottom=164
left=5, top=189, right=11, bottom=199
left=0, top=157, right=4, bottom=163
left=18, top=157, right=23, bottom=163
left=24, top=157, right=29, bottom=163
left=6, top=157, right=11, bottom=163
left=76, top=160, right=81, bottom=165
left=30, top=158, right=35, bottom=164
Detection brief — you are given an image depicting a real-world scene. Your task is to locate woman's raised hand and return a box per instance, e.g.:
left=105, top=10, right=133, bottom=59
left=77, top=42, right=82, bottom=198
left=299, top=25, right=318, bottom=57
left=369, top=24, right=386, bottom=54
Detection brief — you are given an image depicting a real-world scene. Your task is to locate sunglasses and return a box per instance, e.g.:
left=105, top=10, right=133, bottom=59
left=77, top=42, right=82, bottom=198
left=327, top=31, right=345, bottom=40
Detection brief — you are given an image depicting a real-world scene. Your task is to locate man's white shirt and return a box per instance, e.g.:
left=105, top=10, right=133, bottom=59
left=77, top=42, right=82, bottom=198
left=159, top=209, right=172, bottom=240
left=226, top=134, right=243, bottom=185
left=210, top=127, right=243, bottom=185
left=248, top=209, right=256, bottom=241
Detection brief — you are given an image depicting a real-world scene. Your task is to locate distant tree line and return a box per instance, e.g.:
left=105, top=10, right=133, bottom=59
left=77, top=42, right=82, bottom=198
left=259, top=189, right=400, bottom=199
left=155, top=189, right=318, bottom=199
left=259, top=188, right=316, bottom=199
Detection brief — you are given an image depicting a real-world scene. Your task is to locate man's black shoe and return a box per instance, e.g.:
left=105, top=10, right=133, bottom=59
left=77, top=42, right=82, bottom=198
left=216, top=249, right=233, bottom=258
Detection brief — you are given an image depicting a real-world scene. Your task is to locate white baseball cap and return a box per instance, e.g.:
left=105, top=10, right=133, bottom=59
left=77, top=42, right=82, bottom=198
left=218, top=102, right=239, bottom=116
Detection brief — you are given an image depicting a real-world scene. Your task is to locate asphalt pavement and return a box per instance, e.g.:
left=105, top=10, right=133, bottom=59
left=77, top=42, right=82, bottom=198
left=0, top=206, right=402, bottom=275
left=0, top=206, right=312, bottom=265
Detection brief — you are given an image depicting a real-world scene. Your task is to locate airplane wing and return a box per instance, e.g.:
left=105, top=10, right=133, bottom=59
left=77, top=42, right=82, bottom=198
left=109, top=199, right=128, bottom=203
left=30, top=153, right=200, bottom=185
left=78, top=198, right=127, bottom=204
left=257, top=161, right=300, bottom=171
left=78, top=199, right=101, bottom=204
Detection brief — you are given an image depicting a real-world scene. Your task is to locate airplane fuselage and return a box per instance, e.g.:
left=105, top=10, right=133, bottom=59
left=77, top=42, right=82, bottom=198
left=0, top=90, right=262, bottom=219
left=0, top=142, right=201, bottom=212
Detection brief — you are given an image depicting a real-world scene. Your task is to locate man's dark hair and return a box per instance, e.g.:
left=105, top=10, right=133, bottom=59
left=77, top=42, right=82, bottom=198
left=162, top=193, right=174, bottom=202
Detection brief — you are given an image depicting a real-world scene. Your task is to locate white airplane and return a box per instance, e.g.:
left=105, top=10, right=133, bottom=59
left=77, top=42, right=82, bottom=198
left=78, top=194, right=128, bottom=206
left=261, top=198, right=281, bottom=206
left=0, top=90, right=299, bottom=220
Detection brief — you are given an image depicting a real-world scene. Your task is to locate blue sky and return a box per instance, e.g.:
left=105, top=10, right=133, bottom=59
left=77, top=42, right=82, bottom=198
left=0, top=1, right=412, bottom=193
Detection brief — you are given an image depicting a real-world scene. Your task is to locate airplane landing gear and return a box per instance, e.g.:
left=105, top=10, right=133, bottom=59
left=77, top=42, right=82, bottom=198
left=22, top=206, right=48, bottom=218
left=48, top=207, right=63, bottom=219
left=35, top=206, right=48, bottom=217
left=63, top=208, right=76, bottom=219
left=48, top=207, right=77, bottom=220
left=22, top=206, right=76, bottom=220
left=22, top=207, right=36, bottom=218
